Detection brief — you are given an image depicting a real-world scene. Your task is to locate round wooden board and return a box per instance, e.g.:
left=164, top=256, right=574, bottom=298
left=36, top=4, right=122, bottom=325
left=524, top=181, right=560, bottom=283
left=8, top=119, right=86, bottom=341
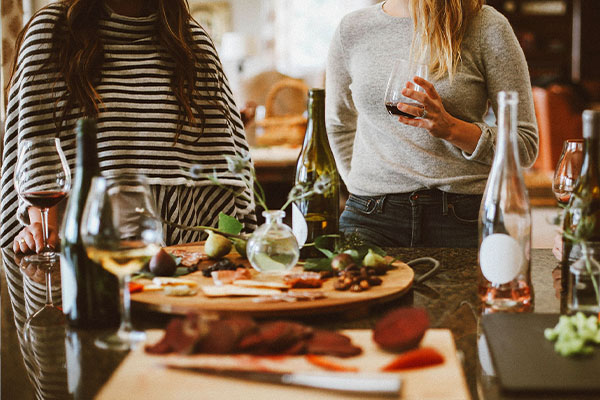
left=131, top=242, right=414, bottom=317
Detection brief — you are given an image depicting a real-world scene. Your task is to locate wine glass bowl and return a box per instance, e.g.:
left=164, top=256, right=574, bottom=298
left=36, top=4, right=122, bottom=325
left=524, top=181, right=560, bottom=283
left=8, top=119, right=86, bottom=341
left=14, top=138, right=71, bottom=262
left=384, top=57, right=429, bottom=118
left=80, top=174, right=163, bottom=350
left=552, top=139, right=583, bottom=207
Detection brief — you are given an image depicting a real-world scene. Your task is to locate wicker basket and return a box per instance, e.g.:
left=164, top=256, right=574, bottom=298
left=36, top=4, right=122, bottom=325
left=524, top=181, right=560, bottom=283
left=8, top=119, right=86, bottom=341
left=255, top=78, right=309, bottom=147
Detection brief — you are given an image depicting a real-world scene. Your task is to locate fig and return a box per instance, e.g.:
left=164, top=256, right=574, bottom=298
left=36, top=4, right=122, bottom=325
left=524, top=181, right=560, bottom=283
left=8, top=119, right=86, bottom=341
left=362, top=248, right=387, bottom=268
left=149, top=248, right=177, bottom=276
left=231, top=237, right=248, bottom=258
left=205, top=230, right=232, bottom=259
left=331, top=253, right=354, bottom=273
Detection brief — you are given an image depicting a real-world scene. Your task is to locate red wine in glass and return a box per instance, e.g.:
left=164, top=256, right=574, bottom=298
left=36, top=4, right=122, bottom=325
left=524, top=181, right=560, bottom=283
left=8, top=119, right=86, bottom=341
left=385, top=102, right=424, bottom=119
left=22, top=191, right=68, bottom=209
left=384, top=57, right=428, bottom=120
left=15, top=138, right=71, bottom=263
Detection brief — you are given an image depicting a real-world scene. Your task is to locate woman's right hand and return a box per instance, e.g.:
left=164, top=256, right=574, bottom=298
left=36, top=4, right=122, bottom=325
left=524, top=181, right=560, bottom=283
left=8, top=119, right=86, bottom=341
left=13, top=223, right=58, bottom=254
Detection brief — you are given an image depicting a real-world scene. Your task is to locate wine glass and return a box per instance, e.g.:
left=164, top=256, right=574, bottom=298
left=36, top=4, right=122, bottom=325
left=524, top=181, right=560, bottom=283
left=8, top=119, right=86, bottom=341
left=15, top=137, right=71, bottom=262
left=80, top=174, right=163, bottom=350
left=384, top=57, right=429, bottom=118
left=552, top=139, right=583, bottom=207
left=21, top=258, right=65, bottom=337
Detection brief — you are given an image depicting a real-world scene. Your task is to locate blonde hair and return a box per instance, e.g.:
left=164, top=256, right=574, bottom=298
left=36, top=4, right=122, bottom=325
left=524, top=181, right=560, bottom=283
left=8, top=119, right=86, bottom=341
left=409, top=0, right=483, bottom=81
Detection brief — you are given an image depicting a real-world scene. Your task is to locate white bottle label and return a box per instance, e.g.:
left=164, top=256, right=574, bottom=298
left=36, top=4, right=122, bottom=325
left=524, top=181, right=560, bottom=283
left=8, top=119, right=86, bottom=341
left=60, top=253, right=76, bottom=315
left=292, top=203, right=308, bottom=248
left=479, top=233, right=523, bottom=284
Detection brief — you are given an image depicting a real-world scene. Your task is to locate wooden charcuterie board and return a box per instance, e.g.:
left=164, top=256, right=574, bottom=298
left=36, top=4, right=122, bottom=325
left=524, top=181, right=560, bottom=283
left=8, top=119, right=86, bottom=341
left=131, top=243, right=414, bottom=318
left=97, top=329, right=470, bottom=400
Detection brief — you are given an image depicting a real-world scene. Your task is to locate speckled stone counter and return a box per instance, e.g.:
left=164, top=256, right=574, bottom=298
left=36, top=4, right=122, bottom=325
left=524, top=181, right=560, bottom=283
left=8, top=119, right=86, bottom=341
left=0, top=247, right=570, bottom=399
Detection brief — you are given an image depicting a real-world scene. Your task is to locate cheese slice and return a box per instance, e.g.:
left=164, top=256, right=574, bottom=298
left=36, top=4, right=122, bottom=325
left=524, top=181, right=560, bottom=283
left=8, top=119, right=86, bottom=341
left=152, top=277, right=198, bottom=287
left=232, top=279, right=289, bottom=289
left=201, top=285, right=282, bottom=297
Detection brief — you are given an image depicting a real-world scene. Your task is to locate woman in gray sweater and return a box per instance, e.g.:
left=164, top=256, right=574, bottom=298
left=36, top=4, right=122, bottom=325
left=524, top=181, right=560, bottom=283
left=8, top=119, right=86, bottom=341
left=326, top=0, right=538, bottom=247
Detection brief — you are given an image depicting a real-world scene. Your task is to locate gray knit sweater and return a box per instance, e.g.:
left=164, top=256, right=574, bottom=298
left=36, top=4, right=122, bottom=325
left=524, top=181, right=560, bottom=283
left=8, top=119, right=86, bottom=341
left=325, top=3, right=538, bottom=196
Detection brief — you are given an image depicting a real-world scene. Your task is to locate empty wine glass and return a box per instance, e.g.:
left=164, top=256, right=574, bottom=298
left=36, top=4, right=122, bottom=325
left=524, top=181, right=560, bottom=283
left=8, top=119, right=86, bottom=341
left=80, top=174, right=163, bottom=350
left=553, top=139, right=583, bottom=207
left=384, top=57, right=429, bottom=119
left=14, top=137, right=71, bottom=263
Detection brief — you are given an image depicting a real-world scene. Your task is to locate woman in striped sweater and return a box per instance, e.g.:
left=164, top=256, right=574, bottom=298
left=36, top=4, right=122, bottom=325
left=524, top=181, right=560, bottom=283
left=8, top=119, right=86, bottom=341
left=2, top=0, right=256, bottom=252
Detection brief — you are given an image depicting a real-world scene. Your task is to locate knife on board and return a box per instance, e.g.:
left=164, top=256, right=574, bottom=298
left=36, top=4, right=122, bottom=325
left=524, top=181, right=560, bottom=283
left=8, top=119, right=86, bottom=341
left=167, top=365, right=402, bottom=397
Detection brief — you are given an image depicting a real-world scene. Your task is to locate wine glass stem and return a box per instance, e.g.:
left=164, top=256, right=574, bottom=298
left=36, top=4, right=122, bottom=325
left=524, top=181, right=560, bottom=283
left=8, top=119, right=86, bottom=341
left=45, top=269, right=53, bottom=306
left=117, top=275, right=133, bottom=336
left=39, top=207, right=51, bottom=252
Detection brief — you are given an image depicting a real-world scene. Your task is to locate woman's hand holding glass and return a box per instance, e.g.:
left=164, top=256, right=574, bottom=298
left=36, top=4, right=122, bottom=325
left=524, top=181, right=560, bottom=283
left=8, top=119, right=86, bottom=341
left=396, top=76, right=454, bottom=137
left=14, top=138, right=71, bottom=262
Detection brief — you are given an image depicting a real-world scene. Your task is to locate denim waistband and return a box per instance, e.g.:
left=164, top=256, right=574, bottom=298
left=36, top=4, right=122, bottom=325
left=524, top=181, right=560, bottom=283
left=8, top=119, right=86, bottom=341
left=348, top=189, right=482, bottom=215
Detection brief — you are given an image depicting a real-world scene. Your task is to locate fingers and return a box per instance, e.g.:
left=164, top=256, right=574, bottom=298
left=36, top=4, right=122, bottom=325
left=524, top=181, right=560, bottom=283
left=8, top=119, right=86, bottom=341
left=397, top=103, right=424, bottom=118
left=396, top=113, right=430, bottom=129
left=14, top=230, right=35, bottom=254
left=413, top=76, right=439, bottom=100
left=401, top=87, right=429, bottom=107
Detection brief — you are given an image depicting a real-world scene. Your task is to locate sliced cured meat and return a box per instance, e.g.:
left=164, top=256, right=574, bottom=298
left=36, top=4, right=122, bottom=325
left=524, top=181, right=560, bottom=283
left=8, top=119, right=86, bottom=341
left=306, top=330, right=362, bottom=357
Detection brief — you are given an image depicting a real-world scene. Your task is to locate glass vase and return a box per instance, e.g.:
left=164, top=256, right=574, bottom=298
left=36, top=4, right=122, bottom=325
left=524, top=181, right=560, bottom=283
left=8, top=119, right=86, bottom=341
left=568, top=243, right=600, bottom=315
left=247, top=210, right=299, bottom=274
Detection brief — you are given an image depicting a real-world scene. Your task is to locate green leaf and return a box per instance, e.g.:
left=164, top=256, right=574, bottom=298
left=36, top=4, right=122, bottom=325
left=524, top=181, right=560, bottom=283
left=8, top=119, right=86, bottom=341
left=303, top=257, right=333, bottom=272
left=218, top=212, right=243, bottom=235
left=313, top=234, right=339, bottom=258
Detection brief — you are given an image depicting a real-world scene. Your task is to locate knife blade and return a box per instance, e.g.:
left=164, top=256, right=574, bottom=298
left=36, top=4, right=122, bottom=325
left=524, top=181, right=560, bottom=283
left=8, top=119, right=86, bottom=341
left=167, top=365, right=402, bottom=396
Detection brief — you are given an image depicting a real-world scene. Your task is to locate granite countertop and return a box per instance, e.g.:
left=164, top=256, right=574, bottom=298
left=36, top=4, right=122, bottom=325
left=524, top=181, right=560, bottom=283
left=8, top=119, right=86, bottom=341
left=0, top=247, right=573, bottom=400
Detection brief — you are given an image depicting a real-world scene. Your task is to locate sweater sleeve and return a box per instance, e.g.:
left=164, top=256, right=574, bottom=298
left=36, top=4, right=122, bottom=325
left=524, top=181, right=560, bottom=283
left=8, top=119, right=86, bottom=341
left=462, top=7, right=539, bottom=168
left=325, top=21, right=358, bottom=184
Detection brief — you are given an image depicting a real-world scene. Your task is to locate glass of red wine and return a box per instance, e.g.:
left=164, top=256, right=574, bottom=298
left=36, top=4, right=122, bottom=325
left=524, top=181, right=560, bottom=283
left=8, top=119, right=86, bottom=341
left=552, top=139, right=583, bottom=207
left=384, top=57, right=429, bottom=118
left=14, top=137, right=71, bottom=263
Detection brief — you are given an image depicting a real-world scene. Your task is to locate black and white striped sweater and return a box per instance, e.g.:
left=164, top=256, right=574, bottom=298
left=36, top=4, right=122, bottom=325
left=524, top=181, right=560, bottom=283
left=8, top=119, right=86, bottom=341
left=1, top=3, right=256, bottom=246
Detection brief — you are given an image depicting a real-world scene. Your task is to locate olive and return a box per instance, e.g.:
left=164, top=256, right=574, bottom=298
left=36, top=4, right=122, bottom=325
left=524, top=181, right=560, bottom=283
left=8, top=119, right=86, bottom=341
left=149, top=248, right=177, bottom=276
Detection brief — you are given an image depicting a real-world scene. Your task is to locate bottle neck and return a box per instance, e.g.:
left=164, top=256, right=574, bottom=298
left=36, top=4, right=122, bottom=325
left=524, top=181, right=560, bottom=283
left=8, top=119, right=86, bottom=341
left=304, top=92, right=327, bottom=145
left=262, top=210, right=285, bottom=224
left=76, top=130, right=99, bottom=172
left=579, top=135, right=600, bottom=181
left=496, top=94, right=519, bottom=163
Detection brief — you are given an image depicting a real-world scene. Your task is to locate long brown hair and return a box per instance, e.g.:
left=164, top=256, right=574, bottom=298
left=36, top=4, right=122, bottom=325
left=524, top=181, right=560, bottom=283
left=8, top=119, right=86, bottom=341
left=8, top=0, right=215, bottom=142
left=409, top=0, right=483, bottom=80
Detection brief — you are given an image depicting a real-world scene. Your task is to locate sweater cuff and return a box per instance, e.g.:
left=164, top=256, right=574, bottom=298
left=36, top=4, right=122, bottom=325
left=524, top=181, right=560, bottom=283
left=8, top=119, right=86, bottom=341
left=17, top=202, right=30, bottom=226
left=462, top=122, right=494, bottom=162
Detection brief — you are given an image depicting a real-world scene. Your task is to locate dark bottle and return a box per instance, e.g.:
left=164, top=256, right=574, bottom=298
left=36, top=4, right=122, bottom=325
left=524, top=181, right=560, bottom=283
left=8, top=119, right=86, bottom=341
left=561, top=110, right=600, bottom=299
left=59, top=118, right=119, bottom=328
left=292, top=89, right=340, bottom=259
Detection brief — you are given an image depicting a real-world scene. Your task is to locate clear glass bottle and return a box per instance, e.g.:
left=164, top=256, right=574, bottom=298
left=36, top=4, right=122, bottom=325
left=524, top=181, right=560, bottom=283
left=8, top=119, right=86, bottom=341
left=568, top=243, right=600, bottom=314
left=247, top=210, right=299, bottom=274
left=478, top=91, right=532, bottom=312
left=561, top=110, right=600, bottom=304
left=293, top=88, right=339, bottom=258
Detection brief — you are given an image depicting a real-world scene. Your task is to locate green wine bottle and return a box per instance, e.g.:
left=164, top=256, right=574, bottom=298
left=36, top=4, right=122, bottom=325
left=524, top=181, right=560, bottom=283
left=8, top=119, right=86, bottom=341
left=293, top=88, right=340, bottom=259
left=561, top=111, right=600, bottom=307
left=60, top=118, right=119, bottom=329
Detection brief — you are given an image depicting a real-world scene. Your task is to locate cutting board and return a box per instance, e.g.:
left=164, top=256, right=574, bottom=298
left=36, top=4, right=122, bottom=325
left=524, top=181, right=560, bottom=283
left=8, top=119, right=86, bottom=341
left=131, top=243, right=414, bottom=317
left=481, top=313, right=600, bottom=393
left=96, top=329, right=470, bottom=400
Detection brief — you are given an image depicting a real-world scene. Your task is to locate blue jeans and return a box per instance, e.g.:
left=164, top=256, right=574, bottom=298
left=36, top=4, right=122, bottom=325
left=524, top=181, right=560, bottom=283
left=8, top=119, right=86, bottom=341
left=340, top=189, right=482, bottom=248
